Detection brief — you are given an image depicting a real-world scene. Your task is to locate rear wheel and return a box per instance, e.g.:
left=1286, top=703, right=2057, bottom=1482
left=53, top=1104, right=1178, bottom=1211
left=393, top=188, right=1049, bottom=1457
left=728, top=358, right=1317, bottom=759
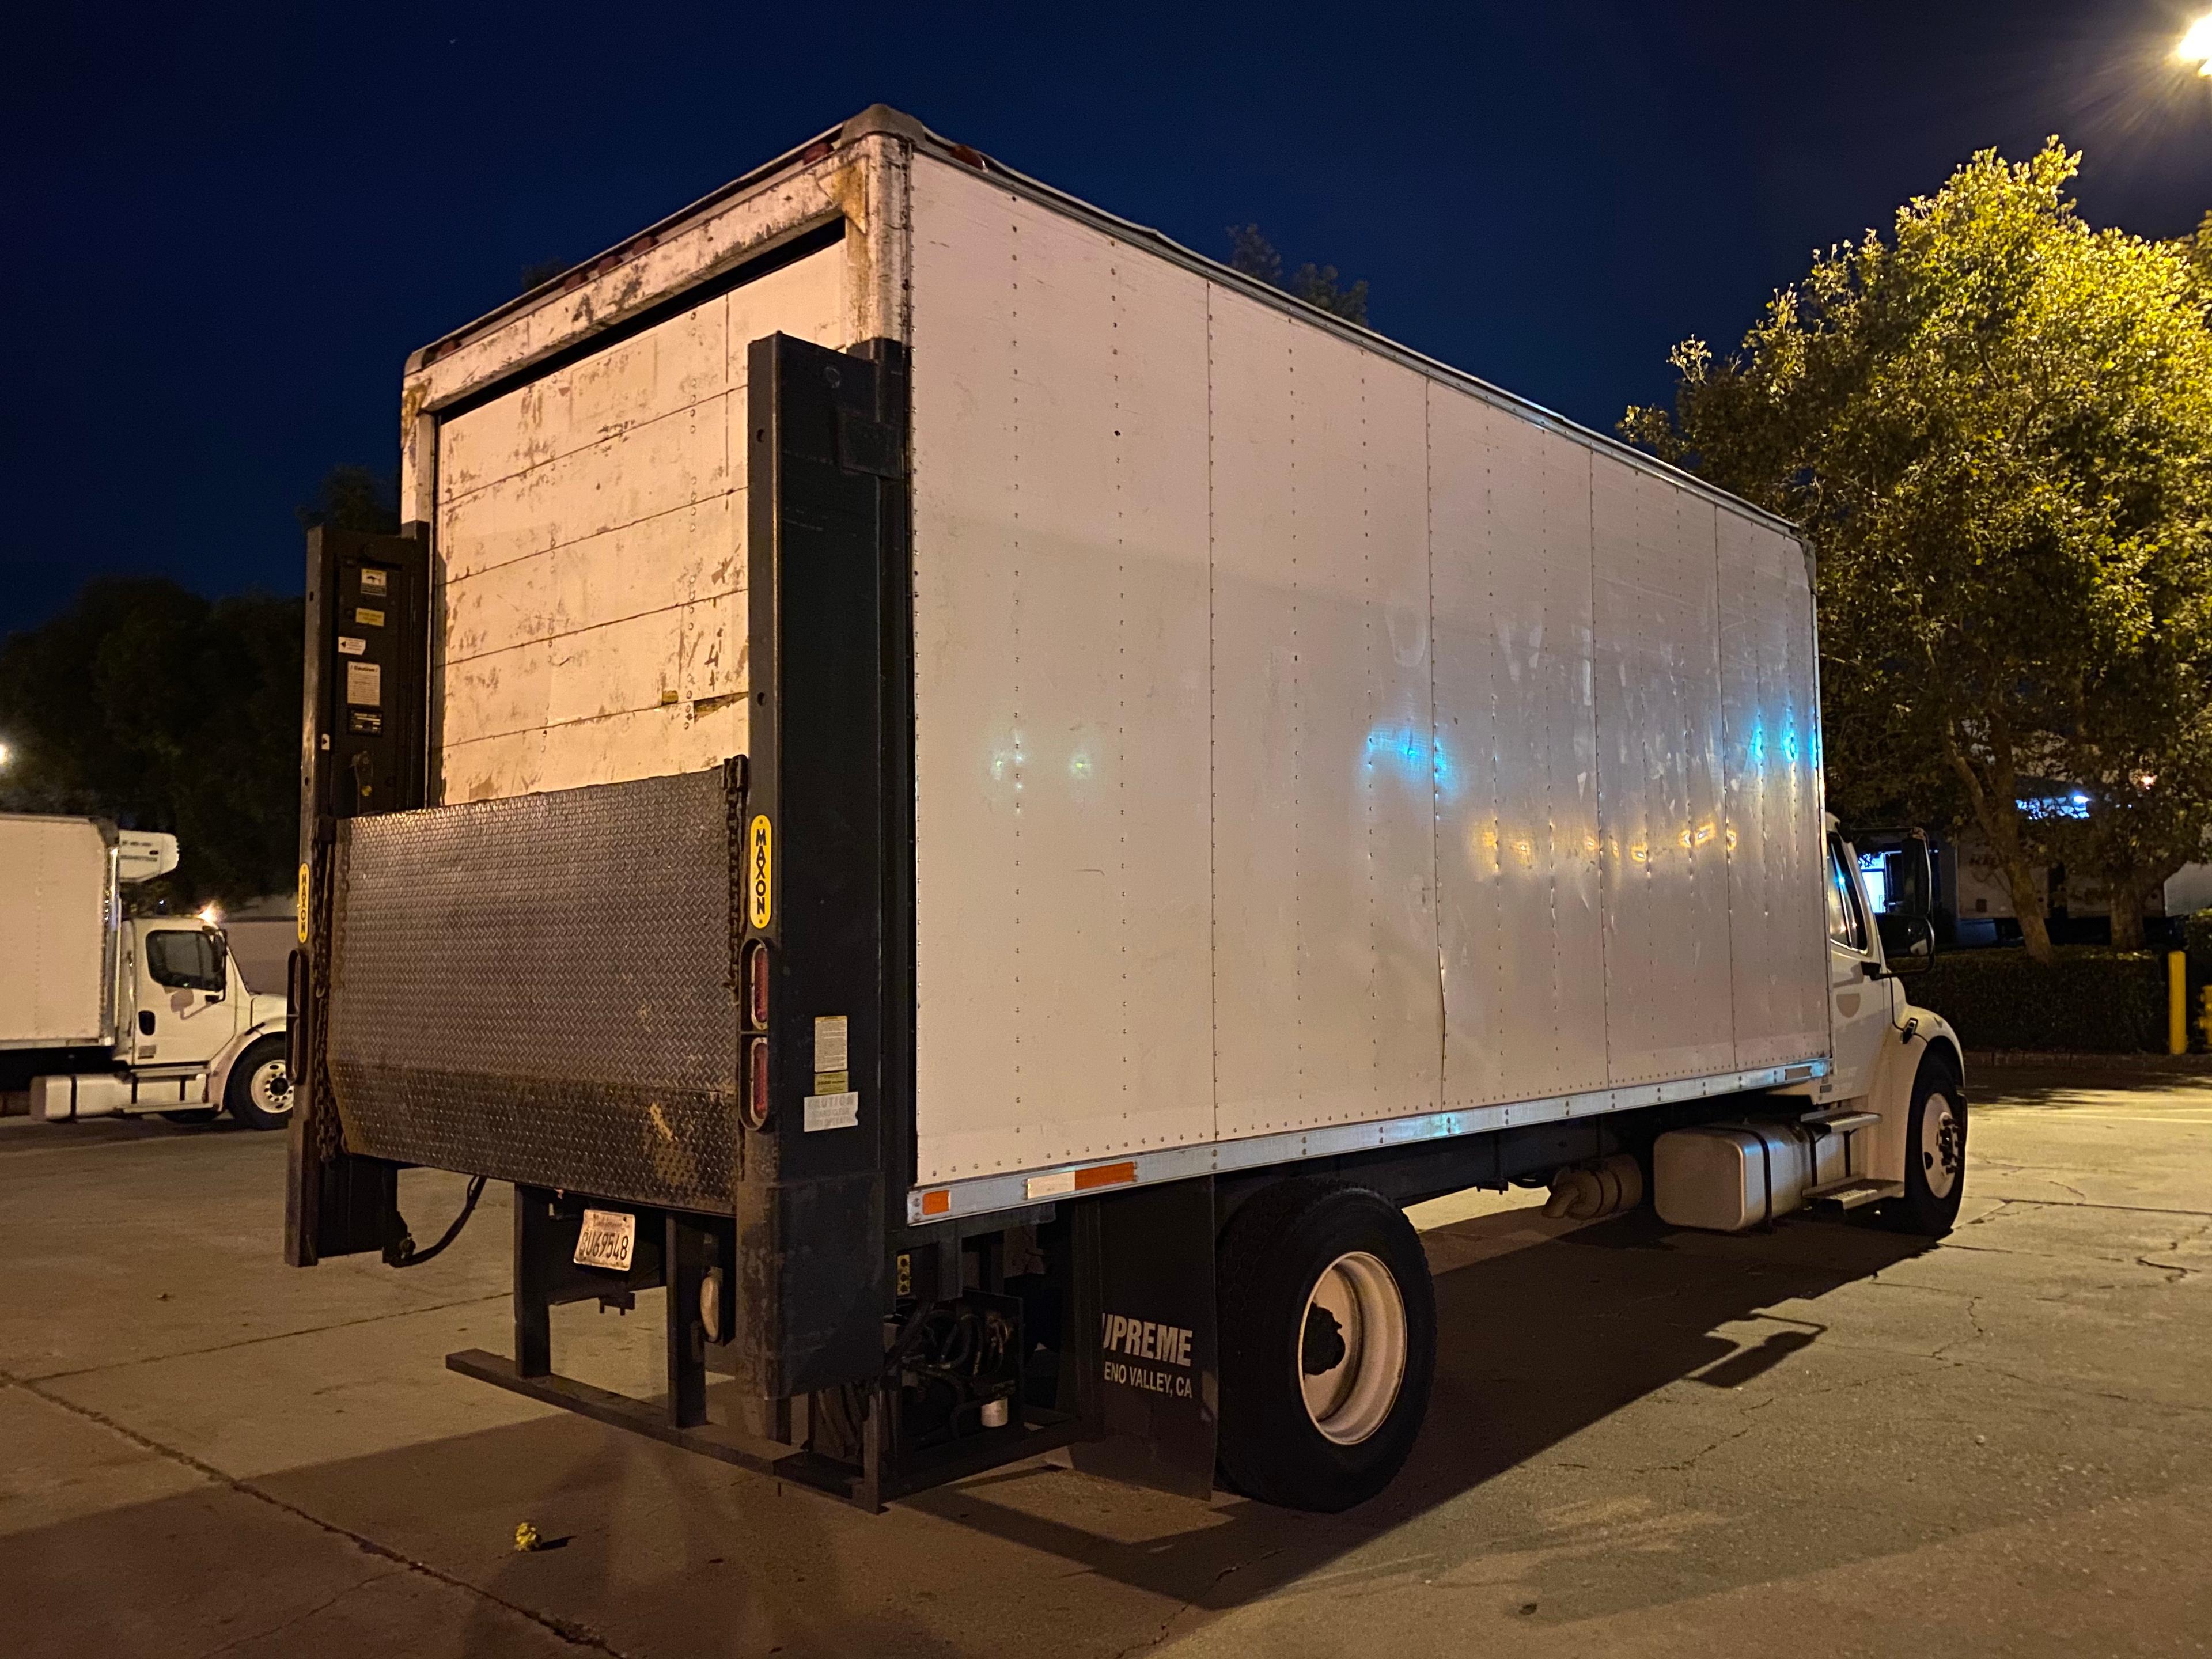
left=224, top=1036, right=293, bottom=1131
left=1215, top=1179, right=1435, bottom=1512
left=1889, top=1054, right=1966, bottom=1237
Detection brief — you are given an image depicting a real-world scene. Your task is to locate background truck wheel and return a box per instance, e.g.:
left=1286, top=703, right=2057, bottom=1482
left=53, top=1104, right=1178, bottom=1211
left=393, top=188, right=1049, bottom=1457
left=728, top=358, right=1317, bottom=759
left=1889, top=1054, right=1967, bottom=1237
left=1216, top=1179, right=1436, bottom=1512
left=224, top=1036, right=293, bottom=1131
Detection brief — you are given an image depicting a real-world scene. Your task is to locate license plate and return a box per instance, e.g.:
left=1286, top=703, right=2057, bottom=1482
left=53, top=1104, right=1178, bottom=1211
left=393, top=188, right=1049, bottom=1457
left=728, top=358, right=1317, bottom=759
left=574, top=1208, right=637, bottom=1271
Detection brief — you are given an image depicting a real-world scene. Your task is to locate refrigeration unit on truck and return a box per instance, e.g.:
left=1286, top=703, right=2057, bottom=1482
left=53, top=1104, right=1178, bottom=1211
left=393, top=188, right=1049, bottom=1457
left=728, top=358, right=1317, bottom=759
left=285, top=107, right=1967, bottom=1513
left=2, top=814, right=292, bottom=1128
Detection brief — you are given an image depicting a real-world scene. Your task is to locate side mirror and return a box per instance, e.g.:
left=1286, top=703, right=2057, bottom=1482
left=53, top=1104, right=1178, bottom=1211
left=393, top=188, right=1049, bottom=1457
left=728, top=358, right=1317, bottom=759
left=1862, top=827, right=1936, bottom=975
left=1877, top=911, right=1935, bottom=975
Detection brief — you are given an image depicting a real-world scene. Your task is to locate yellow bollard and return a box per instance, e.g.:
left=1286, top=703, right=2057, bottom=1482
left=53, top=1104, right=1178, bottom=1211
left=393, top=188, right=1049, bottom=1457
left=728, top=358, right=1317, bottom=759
left=2170, top=951, right=2188, bottom=1055
left=2202, top=984, right=2212, bottom=1052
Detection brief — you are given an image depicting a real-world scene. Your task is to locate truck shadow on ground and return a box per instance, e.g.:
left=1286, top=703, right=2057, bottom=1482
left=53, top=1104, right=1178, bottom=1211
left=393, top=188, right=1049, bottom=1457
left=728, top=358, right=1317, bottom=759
left=903, top=1204, right=1934, bottom=1610
left=3, top=1205, right=1934, bottom=1659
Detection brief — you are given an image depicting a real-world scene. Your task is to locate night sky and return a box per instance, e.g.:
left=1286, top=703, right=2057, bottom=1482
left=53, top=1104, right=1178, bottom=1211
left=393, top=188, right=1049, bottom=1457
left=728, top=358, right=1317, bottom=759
left=6, top=1, right=2210, bottom=637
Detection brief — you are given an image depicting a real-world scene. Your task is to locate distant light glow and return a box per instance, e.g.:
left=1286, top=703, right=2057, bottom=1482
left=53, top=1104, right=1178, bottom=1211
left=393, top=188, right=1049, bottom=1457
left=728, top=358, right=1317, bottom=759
left=2180, top=13, right=2212, bottom=74
left=197, top=904, right=222, bottom=925
left=0, top=739, right=12, bottom=770
left=2018, top=794, right=2090, bottom=821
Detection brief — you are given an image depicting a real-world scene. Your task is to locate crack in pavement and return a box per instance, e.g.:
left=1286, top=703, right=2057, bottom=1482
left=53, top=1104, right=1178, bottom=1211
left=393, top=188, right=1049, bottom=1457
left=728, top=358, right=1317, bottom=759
left=21, top=1293, right=509, bottom=1384
left=1107, top=1546, right=1282, bottom=1658
left=0, top=1369, right=632, bottom=1657
left=188, top=1565, right=410, bottom=1659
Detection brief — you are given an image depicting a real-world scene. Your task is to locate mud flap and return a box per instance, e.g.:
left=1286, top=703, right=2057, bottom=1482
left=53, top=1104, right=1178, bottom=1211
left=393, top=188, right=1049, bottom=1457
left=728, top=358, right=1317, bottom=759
left=1071, top=1178, right=1219, bottom=1499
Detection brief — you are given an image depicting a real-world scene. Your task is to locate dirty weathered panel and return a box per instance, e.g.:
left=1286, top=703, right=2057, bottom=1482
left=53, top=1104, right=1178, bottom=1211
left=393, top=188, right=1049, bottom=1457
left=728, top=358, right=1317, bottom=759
left=907, top=157, right=1214, bottom=1184
left=434, top=244, right=844, bottom=803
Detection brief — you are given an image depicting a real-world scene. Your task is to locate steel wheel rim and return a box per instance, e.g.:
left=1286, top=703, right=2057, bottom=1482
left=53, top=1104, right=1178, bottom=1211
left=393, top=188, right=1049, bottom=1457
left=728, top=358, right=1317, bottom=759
left=1298, top=1251, right=1407, bottom=1445
left=1921, top=1092, right=1961, bottom=1199
left=250, top=1058, right=293, bottom=1117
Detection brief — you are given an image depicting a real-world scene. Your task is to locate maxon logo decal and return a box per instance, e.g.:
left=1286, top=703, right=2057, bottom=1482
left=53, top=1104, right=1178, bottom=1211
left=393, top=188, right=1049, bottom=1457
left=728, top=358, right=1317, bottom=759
left=747, top=815, right=772, bottom=929
left=1100, top=1313, right=1195, bottom=1399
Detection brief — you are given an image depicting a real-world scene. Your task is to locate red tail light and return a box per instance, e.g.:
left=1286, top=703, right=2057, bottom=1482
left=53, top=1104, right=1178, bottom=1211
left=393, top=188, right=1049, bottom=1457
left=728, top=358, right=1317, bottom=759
left=744, top=1036, right=771, bottom=1130
left=745, top=939, right=770, bottom=1030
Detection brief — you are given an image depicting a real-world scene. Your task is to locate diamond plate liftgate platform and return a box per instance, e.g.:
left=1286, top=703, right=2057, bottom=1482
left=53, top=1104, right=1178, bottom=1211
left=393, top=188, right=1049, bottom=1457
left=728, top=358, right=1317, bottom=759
left=324, top=764, right=744, bottom=1215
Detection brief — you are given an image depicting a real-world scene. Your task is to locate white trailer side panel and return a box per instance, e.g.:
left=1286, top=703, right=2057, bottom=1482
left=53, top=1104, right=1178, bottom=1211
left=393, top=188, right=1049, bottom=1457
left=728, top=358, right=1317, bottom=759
left=908, top=166, right=1216, bottom=1180
left=0, top=817, right=108, bottom=1047
left=908, top=154, right=1825, bottom=1187
left=433, top=244, right=847, bottom=804
left=1208, top=297, right=1441, bottom=1142
left=1719, top=513, right=1830, bottom=1065
left=1428, top=390, right=1608, bottom=1107
left=1591, top=454, right=1737, bottom=1083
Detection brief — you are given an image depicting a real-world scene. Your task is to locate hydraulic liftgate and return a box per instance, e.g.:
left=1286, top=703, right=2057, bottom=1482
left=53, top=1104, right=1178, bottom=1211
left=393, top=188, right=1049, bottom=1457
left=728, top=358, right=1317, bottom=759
left=286, top=335, right=1107, bottom=1508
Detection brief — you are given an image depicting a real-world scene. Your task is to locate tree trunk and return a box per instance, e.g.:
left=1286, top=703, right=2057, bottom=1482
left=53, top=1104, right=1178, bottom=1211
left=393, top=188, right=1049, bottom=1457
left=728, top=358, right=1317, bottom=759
left=1944, top=727, right=2057, bottom=965
left=2108, top=873, right=2147, bottom=951
left=1999, top=853, right=2056, bottom=963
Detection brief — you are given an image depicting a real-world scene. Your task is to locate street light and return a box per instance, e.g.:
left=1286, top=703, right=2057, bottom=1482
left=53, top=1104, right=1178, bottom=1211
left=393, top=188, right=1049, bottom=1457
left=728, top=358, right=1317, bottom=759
left=0, top=738, right=12, bottom=771
left=2179, top=12, right=2212, bottom=75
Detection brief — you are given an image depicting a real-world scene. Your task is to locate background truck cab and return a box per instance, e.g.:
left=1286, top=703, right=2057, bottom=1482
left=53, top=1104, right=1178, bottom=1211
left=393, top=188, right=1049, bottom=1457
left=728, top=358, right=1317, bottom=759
left=1, top=812, right=291, bottom=1128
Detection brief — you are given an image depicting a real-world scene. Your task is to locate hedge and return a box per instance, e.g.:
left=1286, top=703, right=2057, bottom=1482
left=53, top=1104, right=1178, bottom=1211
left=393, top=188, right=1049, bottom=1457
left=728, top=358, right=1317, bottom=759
left=1906, top=945, right=2168, bottom=1053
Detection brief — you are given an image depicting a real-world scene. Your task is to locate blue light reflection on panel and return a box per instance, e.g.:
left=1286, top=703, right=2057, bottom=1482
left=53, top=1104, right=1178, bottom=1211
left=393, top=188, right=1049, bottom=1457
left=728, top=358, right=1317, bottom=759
left=1362, top=722, right=1459, bottom=797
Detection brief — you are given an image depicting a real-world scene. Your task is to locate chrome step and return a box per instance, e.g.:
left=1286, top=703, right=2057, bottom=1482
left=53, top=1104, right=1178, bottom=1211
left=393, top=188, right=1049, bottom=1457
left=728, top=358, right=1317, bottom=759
left=1800, top=1108, right=1881, bottom=1134
left=1804, top=1176, right=1905, bottom=1209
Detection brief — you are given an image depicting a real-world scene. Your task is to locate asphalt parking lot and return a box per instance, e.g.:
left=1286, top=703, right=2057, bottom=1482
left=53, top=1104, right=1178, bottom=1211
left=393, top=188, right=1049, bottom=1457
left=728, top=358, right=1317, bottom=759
left=3, top=1066, right=2209, bottom=1658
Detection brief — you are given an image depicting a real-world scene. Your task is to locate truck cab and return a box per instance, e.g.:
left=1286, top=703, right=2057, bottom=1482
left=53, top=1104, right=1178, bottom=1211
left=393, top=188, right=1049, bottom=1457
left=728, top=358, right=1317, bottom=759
left=31, top=914, right=292, bottom=1128
left=122, top=918, right=289, bottom=1108
left=1775, top=821, right=1966, bottom=1219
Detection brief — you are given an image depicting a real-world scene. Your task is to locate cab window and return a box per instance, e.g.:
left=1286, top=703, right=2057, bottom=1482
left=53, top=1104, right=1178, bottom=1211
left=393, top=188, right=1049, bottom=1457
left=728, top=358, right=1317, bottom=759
left=1825, top=837, right=1870, bottom=954
left=146, top=929, right=226, bottom=993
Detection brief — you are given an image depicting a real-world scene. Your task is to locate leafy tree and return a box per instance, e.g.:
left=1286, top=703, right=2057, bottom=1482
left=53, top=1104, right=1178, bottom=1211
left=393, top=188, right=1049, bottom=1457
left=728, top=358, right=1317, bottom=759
left=297, top=463, right=399, bottom=536
left=0, top=579, right=303, bottom=906
left=1623, top=143, right=2212, bottom=962
left=0, top=464, right=399, bottom=904
left=1226, top=224, right=1370, bottom=327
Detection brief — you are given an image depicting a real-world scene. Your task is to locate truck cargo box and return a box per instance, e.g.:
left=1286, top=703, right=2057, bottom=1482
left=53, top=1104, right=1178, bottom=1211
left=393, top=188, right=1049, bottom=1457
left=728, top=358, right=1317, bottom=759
left=289, top=108, right=1853, bottom=1510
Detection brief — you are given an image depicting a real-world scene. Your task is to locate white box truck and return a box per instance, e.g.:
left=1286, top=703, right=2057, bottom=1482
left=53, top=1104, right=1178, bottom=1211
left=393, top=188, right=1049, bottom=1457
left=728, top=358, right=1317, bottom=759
left=285, top=108, right=1965, bottom=1513
left=1, top=814, right=293, bottom=1128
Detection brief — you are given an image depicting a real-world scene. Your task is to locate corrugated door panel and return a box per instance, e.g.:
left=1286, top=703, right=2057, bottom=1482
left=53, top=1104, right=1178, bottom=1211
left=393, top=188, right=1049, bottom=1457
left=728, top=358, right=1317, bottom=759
left=1592, top=456, right=1735, bottom=1083
left=907, top=161, right=1214, bottom=1183
left=1720, top=515, right=1829, bottom=1065
left=1430, top=388, right=1607, bottom=1105
left=434, top=246, right=842, bottom=803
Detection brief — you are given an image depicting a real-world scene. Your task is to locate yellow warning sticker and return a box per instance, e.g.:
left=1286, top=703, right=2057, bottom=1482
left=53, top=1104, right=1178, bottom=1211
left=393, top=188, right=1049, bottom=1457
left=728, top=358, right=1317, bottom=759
left=748, top=815, right=773, bottom=930
left=296, top=863, right=310, bottom=944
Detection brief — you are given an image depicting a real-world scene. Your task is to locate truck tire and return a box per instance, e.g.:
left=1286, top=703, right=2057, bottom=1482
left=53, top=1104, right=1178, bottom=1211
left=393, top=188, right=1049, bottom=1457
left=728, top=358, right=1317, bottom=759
left=1215, top=1179, right=1435, bottom=1512
left=1889, top=1052, right=1967, bottom=1237
left=224, top=1036, right=293, bottom=1131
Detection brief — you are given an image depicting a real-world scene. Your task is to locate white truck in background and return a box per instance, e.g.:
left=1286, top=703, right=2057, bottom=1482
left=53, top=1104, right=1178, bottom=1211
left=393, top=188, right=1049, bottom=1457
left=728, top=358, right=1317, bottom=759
left=1, top=813, right=291, bottom=1128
